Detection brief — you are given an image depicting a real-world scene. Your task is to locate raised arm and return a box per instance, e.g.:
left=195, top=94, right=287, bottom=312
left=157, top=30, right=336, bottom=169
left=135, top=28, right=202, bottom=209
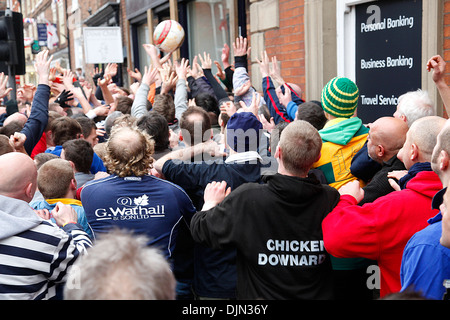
left=256, top=51, right=291, bottom=124
left=20, top=50, right=52, bottom=155
left=131, top=66, right=159, bottom=119
left=199, top=52, right=229, bottom=101
left=427, top=55, right=450, bottom=115
left=174, top=58, right=189, bottom=121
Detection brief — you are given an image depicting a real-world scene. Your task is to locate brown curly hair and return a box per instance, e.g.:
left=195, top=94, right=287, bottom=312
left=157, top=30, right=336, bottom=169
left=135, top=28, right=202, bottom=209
left=104, top=126, right=155, bottom=177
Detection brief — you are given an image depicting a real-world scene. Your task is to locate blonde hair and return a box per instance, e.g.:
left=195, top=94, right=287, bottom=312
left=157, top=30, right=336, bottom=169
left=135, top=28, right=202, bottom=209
left=104, top=126, right=155, bottom=177
left=64, top=229, right=176, bottom=300
left=279, top=120, right=322, bottom=176
left=38, top=158, right=74, bottom=199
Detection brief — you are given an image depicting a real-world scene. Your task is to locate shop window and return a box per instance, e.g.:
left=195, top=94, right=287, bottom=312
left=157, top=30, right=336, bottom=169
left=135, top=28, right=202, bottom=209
left=187, top=0, right=237, bottom=70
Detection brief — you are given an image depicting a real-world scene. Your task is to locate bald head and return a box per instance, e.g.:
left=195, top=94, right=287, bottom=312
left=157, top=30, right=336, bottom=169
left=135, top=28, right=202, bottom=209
left=287, top=83, right=302, bottom=98
left=367, top=117, right=409, bottom=163
left=409, top=116, right=446, bottom=157
left=398, top=116, right=446, bottom=169
left=3, top=112, right=28, bottom=127
left=0, top=152, right=37, bottom=202
left=104, top=126, right=154, bottom=177
left=431, top=119, right=450, bottom=186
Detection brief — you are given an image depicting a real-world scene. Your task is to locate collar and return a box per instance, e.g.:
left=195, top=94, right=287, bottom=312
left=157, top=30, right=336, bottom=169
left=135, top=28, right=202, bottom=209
left=323, top=118, right=347, bottom=129
left=428, top=187, right=447, bottom=224
left=46, top=198, right=82, bottom=206
left=432, top=187, right=447, bottom=210
left=225, top=151, right=262, bottom=164
left=383, top=155, right=401, bottom=166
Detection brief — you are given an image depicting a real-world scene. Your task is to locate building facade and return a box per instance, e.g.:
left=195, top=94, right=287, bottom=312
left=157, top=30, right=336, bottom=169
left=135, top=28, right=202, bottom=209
left=13, top=0, right=450, bottom=120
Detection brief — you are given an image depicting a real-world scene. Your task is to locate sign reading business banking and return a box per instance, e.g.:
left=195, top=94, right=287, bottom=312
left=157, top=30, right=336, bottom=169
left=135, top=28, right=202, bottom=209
left=355, top=0, right=422, bottom=124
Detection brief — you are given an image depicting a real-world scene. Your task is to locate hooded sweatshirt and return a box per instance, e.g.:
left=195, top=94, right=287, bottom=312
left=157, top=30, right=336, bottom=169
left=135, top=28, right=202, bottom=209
left=322, top=170, right=442, bottom=298
left=0, top=195, right=92, bottom=299
left=312, top=117, right=369, bottom=190
left=191, top=173, right=340, bottom=300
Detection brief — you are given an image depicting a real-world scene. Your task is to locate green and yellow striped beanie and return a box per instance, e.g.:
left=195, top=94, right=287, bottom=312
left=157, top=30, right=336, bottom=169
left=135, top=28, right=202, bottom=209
left=321, top=77, right=359, bottom=118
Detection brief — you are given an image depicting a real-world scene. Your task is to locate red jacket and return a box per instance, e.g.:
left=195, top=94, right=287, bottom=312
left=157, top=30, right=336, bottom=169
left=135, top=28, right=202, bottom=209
left=322, top=170, right=442, bottom=297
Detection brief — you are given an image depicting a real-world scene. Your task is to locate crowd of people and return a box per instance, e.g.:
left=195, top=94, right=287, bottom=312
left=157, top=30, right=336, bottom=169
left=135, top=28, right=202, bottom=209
left=0, top=35, right=449, bottom=301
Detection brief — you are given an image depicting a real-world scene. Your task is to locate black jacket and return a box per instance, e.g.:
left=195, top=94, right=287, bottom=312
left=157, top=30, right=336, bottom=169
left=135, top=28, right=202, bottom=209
left=359, top=155, right=406, bottom=206
left=191, top=173, right=340, bottom=300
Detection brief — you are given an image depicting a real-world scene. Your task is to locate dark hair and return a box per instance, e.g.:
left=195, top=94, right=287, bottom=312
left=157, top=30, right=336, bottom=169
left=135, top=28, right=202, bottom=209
left=219, top=112, right=230, bottom=128
left=62, top=139, right=94, bottom=174
left=34, top=152, right=60, bottom=170
left=0, top=134, right=14, bottom=155
left=0, top=121, right=24, bottom=137
left=152, top=94, right=175, bottom=123
left=270, top=121, right=289, bottom=154
left=179, top=106, right=211, bottom=146
left=46, top=110, right=63, bottom=131
left=74, top=115, right=97, bottom=140
left=50, top=116, right=82, bottom=146
left=296, top=101, right=327, bottom=130
left=195, top=93, right=220, bottom=117
left=137, top=111, right=170, bottom=152
left=115, top=96, right=134, bottom=115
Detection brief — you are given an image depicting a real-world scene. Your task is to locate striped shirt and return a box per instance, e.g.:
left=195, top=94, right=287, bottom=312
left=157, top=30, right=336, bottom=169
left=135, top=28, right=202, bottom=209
left=0, top=221, right=92, bottom=300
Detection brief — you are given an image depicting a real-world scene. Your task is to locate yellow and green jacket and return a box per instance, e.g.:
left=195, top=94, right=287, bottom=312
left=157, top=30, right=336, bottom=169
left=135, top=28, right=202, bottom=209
left=313, top=117, right=369, bottom=190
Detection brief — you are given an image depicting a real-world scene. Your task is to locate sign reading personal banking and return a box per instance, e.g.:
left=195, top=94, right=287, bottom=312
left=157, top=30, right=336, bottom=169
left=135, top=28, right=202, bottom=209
left=355, top=0, right=422, bottom=124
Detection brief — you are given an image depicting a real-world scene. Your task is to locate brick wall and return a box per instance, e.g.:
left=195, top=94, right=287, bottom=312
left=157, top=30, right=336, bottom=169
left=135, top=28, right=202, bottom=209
left=264, top=0, right=305, bottom=94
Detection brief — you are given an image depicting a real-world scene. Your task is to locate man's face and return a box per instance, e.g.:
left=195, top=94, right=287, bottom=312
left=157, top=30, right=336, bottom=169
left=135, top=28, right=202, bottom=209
left=84, top=128, right=99, bottom=147
left=440, top=188, right=450, bottom=248
left=431, top=131, right=443, bottom=175
left=393, top=102, right=407, bottom=123
left=366, top=122, right=381, bottom=163
left=397, top=131, right=413, bottom=170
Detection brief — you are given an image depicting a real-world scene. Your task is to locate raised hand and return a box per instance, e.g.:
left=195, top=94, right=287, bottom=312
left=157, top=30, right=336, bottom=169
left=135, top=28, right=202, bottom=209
left=234, top=80, right=252, bottom=97
left=269, top=56, right=284, bottom=86
left=255, top=51, right=270, bottom=78
left=221, top=43, right=231, bottom=68
left=198, top=52, right=212, bottom=70
left=127, top=67, right=142, bottom=82
left=427, top=55, right=446, bottom=85
left=189, top=56, right=204, bottom=79
left=0, top=72, right=12, bottom=100
left=104, top=63, right=118, bottom=78
left=141, top=65, right=160, bottom=87
left=34, top=49, right=53, bottom=85
left=161, top=70, right=178, bottom=94
left=62, top=69, right=75, bottom=90
left=233, top=36, right=250, bottom=57
left=175, top=58, right=189, bottom=80
left=238, top=91, right=260, bottom=117
left=278, top=84, right=292, bottom=107
left=214, top=61, right=226, bottom=81
left=259, top=114, right=275, bottom=133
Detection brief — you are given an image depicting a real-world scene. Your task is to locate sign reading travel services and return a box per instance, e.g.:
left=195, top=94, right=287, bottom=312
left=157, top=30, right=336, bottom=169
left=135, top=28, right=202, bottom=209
left=83, top=27, right=124, bottom=64
left=355, top=0, right=422, bottom=124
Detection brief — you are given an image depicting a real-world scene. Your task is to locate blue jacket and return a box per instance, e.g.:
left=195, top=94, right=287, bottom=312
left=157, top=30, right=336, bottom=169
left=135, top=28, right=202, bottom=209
left=81, top=174, right=196, bottom=259
left=262, top=76, right=304, bottom=124
left=30, top=198, right=94, bottom=240
left=46, top=145, right=106, bottom=174
left=401, top=188, right=450, bottom=300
